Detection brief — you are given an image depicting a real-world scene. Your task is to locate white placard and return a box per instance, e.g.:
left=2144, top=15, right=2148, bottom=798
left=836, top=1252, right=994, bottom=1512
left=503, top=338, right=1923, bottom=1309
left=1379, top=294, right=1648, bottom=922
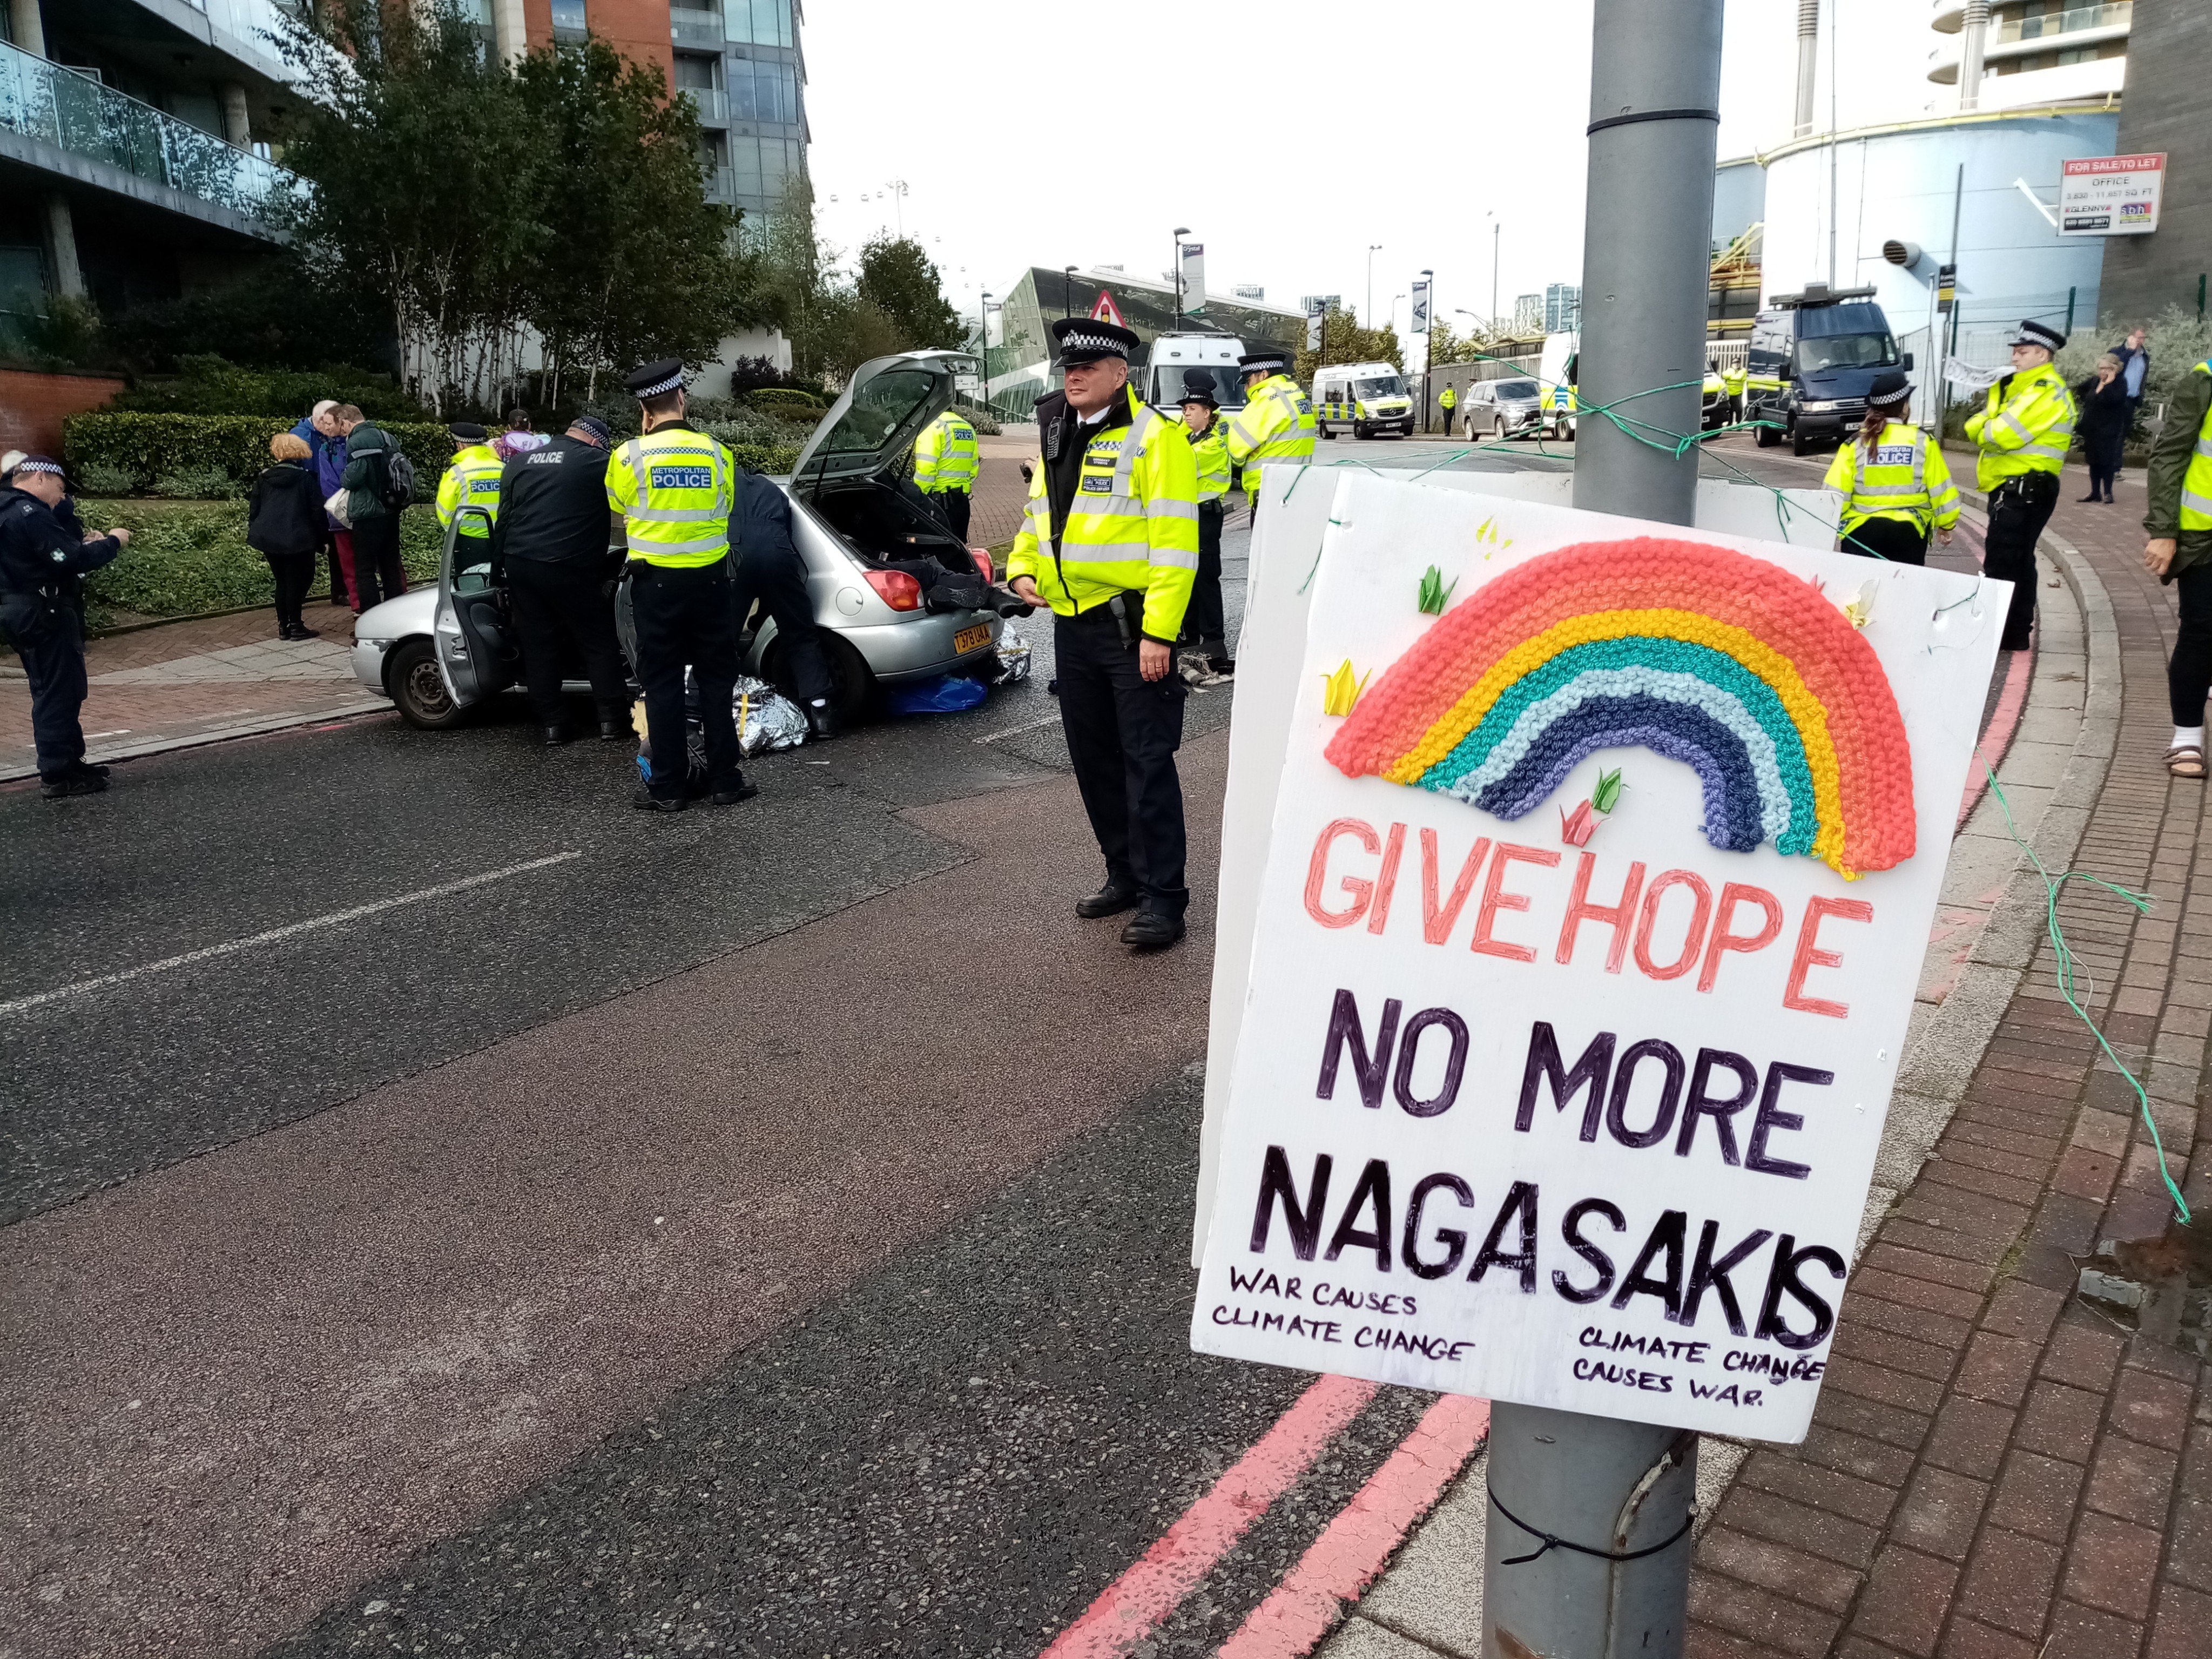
left=2061, top=153, right=2165, bottom=236
left=1190, top=475, right=2005, bottom=1441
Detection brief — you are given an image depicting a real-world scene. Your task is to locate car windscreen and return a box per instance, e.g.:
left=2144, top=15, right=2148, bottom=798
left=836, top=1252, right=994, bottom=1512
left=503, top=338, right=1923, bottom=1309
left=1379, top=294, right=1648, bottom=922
left=1151, top=363, right=1242, bottom=407
left=1353, top=375, right=1405, bottom=398
left=1793, top=303, right=1898, bottom=374
left=807, top=368, right=940, bottom=466
left=1493, top=380, right=1540, bottom=400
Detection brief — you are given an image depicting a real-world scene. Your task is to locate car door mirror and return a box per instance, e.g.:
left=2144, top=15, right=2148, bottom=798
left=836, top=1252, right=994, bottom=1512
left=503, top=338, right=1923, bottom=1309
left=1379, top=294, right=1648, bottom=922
left=1901, top=351, right=1914, bottom=370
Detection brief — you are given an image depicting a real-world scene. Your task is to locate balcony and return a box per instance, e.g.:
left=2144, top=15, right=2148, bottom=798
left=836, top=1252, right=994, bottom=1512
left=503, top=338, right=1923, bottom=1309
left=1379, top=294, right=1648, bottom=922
left=1930, top=1, right=2130, bottom=79
left=0, top=38, right=298, bottom=230
left=1998, top=1, right=2130, bottom=42
left=681, top=85, right=728, bottom=123
left=671, top=6, right=723, bottom=47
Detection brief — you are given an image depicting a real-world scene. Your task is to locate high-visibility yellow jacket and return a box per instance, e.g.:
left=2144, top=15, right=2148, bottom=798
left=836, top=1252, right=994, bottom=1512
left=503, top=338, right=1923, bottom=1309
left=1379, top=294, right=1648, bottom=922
left=2179, top=360, right=2212, bottom=535
left=605, top=422, right=733, bottom=568
left=1439, top=386, right=1457, bottom=410
left=912, top=409, right=979, bottom=495
left=1222, top=373, right=1316, bottom=503
left=1822, top=421, right=1961, bottom=536
left=1188, top=415, right=1230, bottom=503
left=1723, top=365, right=1746, bottom=397
left=1965, top=361, right=2077, bottom=491
left=435, top=444, right=503, bottom=539
left=1007, top=387, right=1200, bottom=642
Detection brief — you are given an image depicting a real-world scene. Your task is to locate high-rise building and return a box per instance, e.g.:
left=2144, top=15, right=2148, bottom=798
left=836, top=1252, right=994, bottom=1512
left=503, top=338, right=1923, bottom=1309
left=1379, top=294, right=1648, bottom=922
left=1928, top=0, right=2129, bottom=113
left=1513, top=293, right=1545, bottom=335
left=1300, top=293, right=1343, bottom=314
left=1544, top=284, right=1581, bottom=333
left=493, top=0, right=808, bottom=228
left=1233, top=283, right=1266, bottom=301
left=1, top=0, right=300, bottom=336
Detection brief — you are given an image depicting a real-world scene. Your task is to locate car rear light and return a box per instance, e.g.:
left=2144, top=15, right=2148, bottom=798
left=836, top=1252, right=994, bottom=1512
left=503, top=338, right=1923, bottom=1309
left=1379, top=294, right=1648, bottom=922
left=865, top=569, right=923, bottom=611
left=969, top=547, right=994, bottom=582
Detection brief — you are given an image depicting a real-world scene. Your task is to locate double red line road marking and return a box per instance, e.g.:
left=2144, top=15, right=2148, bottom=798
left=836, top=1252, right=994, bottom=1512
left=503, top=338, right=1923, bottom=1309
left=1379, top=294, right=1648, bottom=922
left=1042, top=1377, right=1491, bottom=1658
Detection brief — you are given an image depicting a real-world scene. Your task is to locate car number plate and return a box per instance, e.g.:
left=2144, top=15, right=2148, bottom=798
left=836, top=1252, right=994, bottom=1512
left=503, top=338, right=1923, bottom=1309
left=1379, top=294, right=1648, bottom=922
left=954, top=623, right=992, bottom=654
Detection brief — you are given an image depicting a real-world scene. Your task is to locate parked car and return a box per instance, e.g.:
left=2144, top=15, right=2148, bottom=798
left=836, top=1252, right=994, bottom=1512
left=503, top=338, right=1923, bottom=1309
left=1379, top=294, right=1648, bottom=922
left=352, top=350, right=1006, bottom=730
left=1462, top=377, right=1548, bottom=441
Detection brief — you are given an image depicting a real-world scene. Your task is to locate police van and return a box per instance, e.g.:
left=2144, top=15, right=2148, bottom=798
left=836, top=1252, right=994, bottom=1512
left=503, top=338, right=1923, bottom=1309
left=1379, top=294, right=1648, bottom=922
left=1537, top=332, right=1578, bottom=440
left=1744, top=283, right=1909, bottom=456
left=1142, top=332, right=1249, bottom=418
left=1312, top=362, right=1415, bottom=439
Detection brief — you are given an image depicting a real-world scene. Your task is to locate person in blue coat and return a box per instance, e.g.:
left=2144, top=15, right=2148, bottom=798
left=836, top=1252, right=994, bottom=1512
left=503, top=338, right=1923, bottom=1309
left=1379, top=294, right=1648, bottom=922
left=0, top=456, right=131, bottom=797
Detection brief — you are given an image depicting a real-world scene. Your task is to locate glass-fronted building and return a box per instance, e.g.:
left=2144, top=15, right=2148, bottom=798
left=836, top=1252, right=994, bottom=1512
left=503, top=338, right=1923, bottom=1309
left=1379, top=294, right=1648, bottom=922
left=983, top=265, right=1304, bottom=419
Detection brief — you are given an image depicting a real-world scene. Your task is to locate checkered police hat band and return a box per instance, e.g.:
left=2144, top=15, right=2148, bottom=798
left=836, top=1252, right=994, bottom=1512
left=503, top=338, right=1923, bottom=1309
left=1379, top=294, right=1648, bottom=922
left=15, top=458, right=64, bottom=476
left=636, top=373, right=683, bottom=397
left=1870, top=385, right=1911, bottom=407
left=1061, top=331, right=1125, bottom=355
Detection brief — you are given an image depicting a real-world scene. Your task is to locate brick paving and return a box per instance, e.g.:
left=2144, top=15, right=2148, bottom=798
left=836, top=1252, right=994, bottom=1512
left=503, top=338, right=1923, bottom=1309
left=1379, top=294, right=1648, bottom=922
left=1687, top=468, right=2212, bottom=1659
left=973, top=427, right=1040, bottom=551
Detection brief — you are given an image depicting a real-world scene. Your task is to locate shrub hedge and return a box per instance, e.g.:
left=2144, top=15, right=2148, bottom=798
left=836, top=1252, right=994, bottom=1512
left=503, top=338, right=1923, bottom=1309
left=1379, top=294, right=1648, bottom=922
left=747, top=387, right=824, bottom=415
left=64, top=413, right=453, bottom=494
left=75, top=500, right=443, bottom=623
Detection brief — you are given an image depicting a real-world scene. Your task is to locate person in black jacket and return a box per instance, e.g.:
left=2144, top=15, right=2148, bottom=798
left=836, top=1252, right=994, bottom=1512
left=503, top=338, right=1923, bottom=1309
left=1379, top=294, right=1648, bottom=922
left=248, top=433, right=331, bottom=639
left=493, top=414, right=631, bottom=744
left=2074, top=353, right=2131, bottom=504
left=729, top=466, right=837, bottom=738
left=0, top=456, right=131, bottom=798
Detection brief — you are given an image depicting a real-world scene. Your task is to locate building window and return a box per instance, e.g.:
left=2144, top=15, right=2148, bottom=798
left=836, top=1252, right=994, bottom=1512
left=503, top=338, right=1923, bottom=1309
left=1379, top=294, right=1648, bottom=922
left=550, top=0, right=586, bottom=32
left=728, top=59, right=797, bottom=124
left=725, top=0, right=792, bottom=49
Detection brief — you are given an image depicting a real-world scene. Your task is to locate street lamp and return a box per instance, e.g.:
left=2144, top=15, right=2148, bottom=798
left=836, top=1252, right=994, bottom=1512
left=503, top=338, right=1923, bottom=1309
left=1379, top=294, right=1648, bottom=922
left=977, top=288, right=992, bottom=407
left=1420, top=267, right=1434, bottom=434
left=1366, top=244, right=1382, bottom=327
left=1173, top=225, right=1190, bottom=319
left=1063, top=264, right=1077, bottom=320
left=1489, top=217, right=1502, bottom=336
left=883, top=178, right=908, bottom=238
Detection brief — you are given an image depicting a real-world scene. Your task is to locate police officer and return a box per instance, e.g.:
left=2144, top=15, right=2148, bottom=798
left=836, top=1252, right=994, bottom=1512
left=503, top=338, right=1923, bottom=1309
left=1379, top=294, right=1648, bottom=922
left=0, top=456, right=130, bottom=798
left=436, top=422, right=504, bottom=551
left=2142, top=347, right=2212, bottom=777
left=1176, top=371, right=1233, bottom=684
left=1822, top=370, right=1960, bottom=566
left=606, top=359, right=751, bottom=812
left=911, top=404, right=980, bottom=542
left=1222, top=346, right=1317, bottom=519
left=1967, top=319, right=2078, bottom=651
left=496, top=413, right=631, bottom=745
left=1439, top=382, right=1457, bottom=436
left=730, top=456, right=839, bottom=739
left=1007, top=318, right=1201, bottom=952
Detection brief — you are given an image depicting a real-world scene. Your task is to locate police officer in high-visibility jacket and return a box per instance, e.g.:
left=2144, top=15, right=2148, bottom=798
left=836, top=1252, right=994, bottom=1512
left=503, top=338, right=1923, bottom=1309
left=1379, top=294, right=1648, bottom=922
left=1222, top=347, right=1316, bottom=518
left=1439, top=383, right=1458, bottom=436
left=435, top=422, right=503, bottom=548
left=911, top=406, right=980, bottom=542
left=1821, top=371, right=1959, bottom=566
left=2142, top=353, right=2212, bottom=778
left=1007, top=318, right=1201, bottom=952
left=1176, top=370, right=1234, bottom=684
left=606, top=358, right=752, bottom=812
left=1966, top=319, right=2078, bottom=650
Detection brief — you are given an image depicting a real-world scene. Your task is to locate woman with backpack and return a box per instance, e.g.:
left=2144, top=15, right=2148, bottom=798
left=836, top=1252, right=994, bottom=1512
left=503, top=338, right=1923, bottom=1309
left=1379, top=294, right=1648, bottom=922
left=247, top=433, right=329, bottom=640
left=335, top=404, right=413, bottom=616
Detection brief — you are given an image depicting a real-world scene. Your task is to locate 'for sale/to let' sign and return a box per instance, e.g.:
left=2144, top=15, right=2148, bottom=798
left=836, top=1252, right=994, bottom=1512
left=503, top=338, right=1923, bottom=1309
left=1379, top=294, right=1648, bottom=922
left=2061, top=153, right=2166, bottom=236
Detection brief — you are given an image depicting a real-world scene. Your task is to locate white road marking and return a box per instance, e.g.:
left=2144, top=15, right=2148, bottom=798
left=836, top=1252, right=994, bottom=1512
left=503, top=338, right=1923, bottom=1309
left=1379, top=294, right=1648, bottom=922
left=0, top=851, right=583, bottom=1017
left=976, top=713, right=1064, bottom=745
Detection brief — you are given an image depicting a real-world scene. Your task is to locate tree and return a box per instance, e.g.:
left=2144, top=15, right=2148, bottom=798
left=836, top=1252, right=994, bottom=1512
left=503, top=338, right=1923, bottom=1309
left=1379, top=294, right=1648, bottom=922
left=1295, top=305, right=1405, bottom=387
left=855, top=236, right=964, bottom=352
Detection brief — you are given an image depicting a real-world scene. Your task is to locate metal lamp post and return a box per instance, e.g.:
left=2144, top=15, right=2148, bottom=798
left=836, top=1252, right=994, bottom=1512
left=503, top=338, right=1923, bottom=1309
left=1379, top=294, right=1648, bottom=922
left=1174, top=225, right=1190, bottom=318
left=1420, top=266, right=1434, bottom=434
left=1366, top=244, right=1382, bottom=328
left=1062, top=265, right=1077, bottom=320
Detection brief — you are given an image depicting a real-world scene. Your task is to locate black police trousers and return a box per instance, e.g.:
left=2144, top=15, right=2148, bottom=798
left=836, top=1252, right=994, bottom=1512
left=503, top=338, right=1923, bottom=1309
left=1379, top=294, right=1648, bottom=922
left=1839, top=515, right=1928, bottom=567
left=1055, top=604, right=1188, bottom=917
left=928, top=489, right=971, bottom=542
left=3, top=601, right=87, bottom=780
left=629, top=558, right=741, bottom=798
left=729, top=546, right=832, bottom=707
left=507, top=558, right=630, bottom=727
left=1984, top=472, right=2060, bottom=650
left=1181, top=499, right=1228, bottom=658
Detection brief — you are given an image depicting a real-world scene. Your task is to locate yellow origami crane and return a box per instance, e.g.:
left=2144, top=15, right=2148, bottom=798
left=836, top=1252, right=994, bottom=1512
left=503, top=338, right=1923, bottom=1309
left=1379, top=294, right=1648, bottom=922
left=1321, top=659, right=1372, bottom=716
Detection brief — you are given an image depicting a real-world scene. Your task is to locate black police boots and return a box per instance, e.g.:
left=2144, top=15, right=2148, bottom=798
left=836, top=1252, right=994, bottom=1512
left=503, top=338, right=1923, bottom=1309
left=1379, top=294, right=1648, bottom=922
left=805, top=700, right=839, bottom=741
left=1076, top=880, right=1140, bottom=919
left=543, top=724, right=574, bottom=747
left=707, top=775, right=759, bottom=807
left=40, top=763, right=109, bottom=800
left=1121, top=911, right=1186, bottom=952
left=631, top=787, right=685, bottom=813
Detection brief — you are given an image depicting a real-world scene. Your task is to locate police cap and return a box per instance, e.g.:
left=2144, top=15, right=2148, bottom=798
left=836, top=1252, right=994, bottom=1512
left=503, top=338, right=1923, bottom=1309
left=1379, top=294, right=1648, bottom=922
left=624, top=358, right=686, bottom=399
left=448, top=421, right=488, bottom=441
left=1178, top=372, right=1221, bottom=408
left=1052, top=318, right=1139, bottom=366
left=1866, top=370, right=1912, bottom=410
left=1238, top=348, right=1292, bottom=377
left=2008, top=319, right=2066, bottom=353
left=570, top=415, right=613, bottom=447
left=9, top=454, right=64, bottom=480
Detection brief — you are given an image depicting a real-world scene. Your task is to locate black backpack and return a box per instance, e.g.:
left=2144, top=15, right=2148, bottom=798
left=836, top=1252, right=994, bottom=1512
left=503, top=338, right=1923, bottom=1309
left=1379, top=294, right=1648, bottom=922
left=382, top=448, right=418, bottom=510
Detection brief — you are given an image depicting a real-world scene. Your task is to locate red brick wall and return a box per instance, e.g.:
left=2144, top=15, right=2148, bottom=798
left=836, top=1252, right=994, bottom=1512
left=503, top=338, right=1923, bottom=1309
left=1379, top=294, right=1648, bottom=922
left=589, top=0, right=673, bottom=83
left=0, top=369, right=124, bottom=459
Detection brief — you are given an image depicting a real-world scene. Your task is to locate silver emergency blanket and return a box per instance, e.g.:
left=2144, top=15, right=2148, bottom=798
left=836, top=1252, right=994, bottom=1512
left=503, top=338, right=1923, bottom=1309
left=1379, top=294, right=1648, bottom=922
left=733, top=674, right=808, bottom=756
left=996, top=624, right=1033, bottom=684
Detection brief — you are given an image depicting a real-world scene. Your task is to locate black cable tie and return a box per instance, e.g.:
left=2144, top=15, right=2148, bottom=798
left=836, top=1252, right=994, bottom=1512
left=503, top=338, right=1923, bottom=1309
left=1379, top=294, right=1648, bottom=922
left=1488, top=1486, right=1695, bottom=1567
left=1586, top=107, right=1722, bottom=136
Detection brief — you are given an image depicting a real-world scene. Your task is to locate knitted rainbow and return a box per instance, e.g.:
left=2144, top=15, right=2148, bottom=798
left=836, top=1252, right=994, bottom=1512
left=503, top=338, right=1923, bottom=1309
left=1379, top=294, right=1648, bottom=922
left=1323, top=537, right=1917, bottom=877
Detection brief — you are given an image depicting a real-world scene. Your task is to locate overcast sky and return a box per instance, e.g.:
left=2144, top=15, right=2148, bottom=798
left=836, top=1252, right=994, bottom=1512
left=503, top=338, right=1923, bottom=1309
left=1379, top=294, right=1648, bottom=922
left=804, top=0, right=1945, bottom=335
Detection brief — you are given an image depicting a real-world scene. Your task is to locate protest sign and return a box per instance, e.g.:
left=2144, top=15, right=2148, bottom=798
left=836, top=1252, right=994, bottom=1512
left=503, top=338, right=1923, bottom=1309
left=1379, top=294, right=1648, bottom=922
left=1191, top=474, right=2005, bottom=1440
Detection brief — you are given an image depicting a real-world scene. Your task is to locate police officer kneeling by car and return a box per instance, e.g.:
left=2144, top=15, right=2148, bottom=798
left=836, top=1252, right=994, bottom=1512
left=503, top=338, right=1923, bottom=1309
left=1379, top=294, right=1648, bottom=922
left=496, top=413, right=632, bottom=745
left=729, top=457, right=839, bottom=739
left=1007, top=318, right=1201, bottom=952
left=0, top=455, right=130, bottom=798
left=607, top=359, right=751, bottom=812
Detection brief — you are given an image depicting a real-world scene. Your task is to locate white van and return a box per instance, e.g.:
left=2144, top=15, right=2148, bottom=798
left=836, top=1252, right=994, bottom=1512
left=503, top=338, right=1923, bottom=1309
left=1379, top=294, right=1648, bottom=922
left=1312, top=362, right=1414, bottom=439
left=1143, top=333, right=1248, bottom=417
left=1536, top=332, right=1578, bottom=440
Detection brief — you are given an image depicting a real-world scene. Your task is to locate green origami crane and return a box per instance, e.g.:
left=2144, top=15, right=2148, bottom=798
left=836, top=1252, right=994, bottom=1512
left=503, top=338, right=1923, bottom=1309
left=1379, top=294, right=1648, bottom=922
left=1417, top=565, right=1458, bottom=616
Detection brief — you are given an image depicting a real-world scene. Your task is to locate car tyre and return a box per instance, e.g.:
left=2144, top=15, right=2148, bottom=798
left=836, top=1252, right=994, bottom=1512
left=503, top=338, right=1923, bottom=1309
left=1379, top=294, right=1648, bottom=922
left=387, top=637, right=465, bottom=730
left=1353, top=422, right=1370, bottom=440
left=1320, top=424, right=1337, bottom=440
left=1790, top=425, right=1816, bottom=457
left=1754, top=418, right=1781, bottom=448
left=771, top=629, right=874, bottom=724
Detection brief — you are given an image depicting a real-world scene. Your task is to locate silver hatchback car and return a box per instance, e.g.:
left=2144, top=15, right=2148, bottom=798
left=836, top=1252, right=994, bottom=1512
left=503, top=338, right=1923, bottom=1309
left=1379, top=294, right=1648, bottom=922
left=350, top=350, right=1004, bottom=728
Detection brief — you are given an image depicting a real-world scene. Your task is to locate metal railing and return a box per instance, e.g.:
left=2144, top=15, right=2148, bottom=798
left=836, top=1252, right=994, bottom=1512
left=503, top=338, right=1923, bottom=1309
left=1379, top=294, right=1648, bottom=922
left=0, top=38, right=298, bottom=224
left=682, top=85, right=728, bottom=123
left=670, top=6, right=722, bottom=47
left=1996, top=1, right=2130, bottom=43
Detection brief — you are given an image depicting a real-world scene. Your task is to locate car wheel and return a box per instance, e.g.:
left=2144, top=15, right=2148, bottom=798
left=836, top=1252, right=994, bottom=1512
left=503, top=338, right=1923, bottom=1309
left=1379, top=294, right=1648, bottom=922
left=1320, top=424, right=1337, bottom=440
left=1790, top=425, right=1815, bottom=457
left=1754, top=419, right=1780, bottom=448
left=1353, top=422, right=1369, bottom=439
left=387, top=637, right=464, bottom=730
left=774, top=629, right=874, bottom=723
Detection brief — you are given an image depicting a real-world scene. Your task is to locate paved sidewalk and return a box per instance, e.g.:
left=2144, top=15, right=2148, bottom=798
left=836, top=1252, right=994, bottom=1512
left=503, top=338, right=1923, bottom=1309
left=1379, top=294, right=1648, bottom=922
left=0, top=599, right=385, bottom=781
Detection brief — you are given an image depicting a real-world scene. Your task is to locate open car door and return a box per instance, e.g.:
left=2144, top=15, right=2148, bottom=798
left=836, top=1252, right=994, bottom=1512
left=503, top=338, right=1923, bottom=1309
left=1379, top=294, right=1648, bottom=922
left=434, top=505, right=517, bottom=709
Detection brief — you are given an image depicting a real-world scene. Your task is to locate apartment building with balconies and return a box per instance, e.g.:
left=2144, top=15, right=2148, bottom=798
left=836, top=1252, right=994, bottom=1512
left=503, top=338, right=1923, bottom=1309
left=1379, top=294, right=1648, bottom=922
left=1, top=0, right=304, bottom=333
left=1930, top=0, right=2130, bottom=112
